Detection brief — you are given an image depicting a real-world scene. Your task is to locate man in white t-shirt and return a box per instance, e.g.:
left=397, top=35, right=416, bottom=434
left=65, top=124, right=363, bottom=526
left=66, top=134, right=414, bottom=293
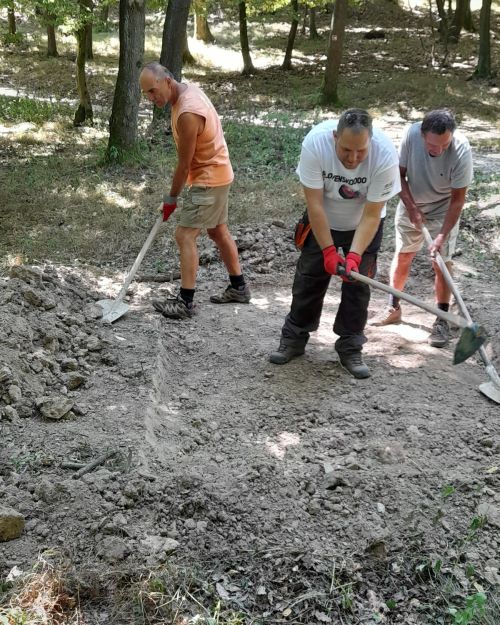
left=371, top=110, right=473, bottom=348
left=269, top=109, right=400, bottom=378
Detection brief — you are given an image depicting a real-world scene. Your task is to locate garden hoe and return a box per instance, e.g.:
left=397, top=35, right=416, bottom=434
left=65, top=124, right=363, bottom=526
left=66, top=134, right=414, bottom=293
left=338, top=268, right=487, bottom=364
left=422, top=225, right=500, bottom=404
left=97, top=211, right=164, bottom=323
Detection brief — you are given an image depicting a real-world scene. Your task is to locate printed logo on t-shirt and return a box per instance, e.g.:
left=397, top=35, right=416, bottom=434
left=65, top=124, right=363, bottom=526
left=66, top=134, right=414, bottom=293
left=339, top=184, right=360, bottom=199
left=322, top=171, right=368, bottom=184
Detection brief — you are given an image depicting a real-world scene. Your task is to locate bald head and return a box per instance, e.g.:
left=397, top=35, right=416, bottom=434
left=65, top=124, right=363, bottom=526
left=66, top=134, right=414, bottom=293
left=139, top=63, right=175, bottom=108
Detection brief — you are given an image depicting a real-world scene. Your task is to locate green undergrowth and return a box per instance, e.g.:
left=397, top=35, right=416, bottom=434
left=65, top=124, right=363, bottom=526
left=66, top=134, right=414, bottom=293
left=0, top=95, right=73, bottom=124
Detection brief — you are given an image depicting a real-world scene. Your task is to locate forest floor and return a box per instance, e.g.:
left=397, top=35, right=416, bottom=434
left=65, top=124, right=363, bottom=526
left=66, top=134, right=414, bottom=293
left=1, top=2, right=500, bottom=624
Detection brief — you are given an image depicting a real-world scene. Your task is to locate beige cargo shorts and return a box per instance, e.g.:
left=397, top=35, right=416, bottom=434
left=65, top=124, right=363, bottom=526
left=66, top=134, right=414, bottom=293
left=395, top=204, right=460, bottom=262
left=178, top=184, right=231, bottom=229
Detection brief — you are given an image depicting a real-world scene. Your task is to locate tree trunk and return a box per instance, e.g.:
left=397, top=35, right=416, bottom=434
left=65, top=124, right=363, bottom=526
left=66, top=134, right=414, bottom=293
left=322, top=0, right=347, bottom=103
left=239, top=1, right=256, bottom=75
left=85, top=22, right=94, bottom=60
left=282, top=0, right=299, bottom=70
left=8, top=5, right=16, bottom=35
left=160, top=0, right=191, bottom=80
left=448, top=0, right=467, bottom=42
left=464, top=0, right=475, bottom=32
left=73, top=26, right=93, bottom=126
left=474, top=0, right=492, bottom=77
left=194, top=12, right=215, bottom=42
left=301, top=6, right=307, bottom=35
left=108, top=0, right=146, bottom=156
left=309, top=6, right=320, bottom=39
left=435, top=0, right=448, bottom=38
left=47, top=23, right=59, bottom=57
left=154, top=0, right=191, bottom=124
left=183, top=29, right=196, bottom=64
left=100, top=4, right=109, bottom=30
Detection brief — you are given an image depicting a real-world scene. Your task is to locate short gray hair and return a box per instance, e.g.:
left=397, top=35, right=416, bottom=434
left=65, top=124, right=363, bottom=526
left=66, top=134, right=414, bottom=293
left=337, top=109, right=373, bottom=137
left=421, top=109, right=456, bottom=135
left=141, top=62, right=174, bottom=80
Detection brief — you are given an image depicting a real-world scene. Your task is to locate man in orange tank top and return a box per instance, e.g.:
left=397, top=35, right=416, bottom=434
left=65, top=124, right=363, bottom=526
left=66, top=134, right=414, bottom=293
left=139, top=62, right=250, bottom=319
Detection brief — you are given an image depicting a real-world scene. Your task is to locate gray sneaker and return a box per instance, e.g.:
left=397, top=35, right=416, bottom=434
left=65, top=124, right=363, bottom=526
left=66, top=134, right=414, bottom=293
left=210, top=284, right=251, bottom=304
left=269, top=341, right=305, bottom=365
left=338, top=351, right=370, bottom=379
left=152, top=294, right=195, bottom=319
left=428, top=317, right=450, bottom=347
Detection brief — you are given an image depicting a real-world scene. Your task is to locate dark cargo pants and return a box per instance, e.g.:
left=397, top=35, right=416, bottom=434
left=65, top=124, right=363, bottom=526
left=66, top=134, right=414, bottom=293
left=281, top=219, right=384, bottom=355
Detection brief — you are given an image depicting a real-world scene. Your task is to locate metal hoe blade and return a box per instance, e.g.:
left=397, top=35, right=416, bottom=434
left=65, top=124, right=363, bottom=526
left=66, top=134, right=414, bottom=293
left=97, top=212, right=164, bottom=324
left=96, top=299, right=129, bottom=324
left=453, top=323, right=487, bottom=365
left=422, top=225, right=500, bottom=403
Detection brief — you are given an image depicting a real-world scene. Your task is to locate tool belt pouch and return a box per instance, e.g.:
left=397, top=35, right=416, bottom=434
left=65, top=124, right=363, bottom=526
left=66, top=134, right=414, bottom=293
left=294, top=212, right=311, bottom=250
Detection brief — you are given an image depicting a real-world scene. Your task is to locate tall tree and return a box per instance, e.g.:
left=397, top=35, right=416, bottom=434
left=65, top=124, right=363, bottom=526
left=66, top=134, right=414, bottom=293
left=153, top=0, right=190, bottom=123
left=7, top=1, right=16, bottom=34
left=194, top=0, right=215, bottom=42
left=73, top=0, right=94, bottom=125
left=239, top=1, right=256, bottom=75
left=473, top=0, right=492, bottom=78
left=448, top=0, right=468, bottom=42
left=321, top=0, right=347, bottom=103
left=282, top=0, right=299, bottom=70
left=107, top=0, right=145, bottom=155
left=308, top=6, right=320, bottom=39
left=160, top=0, right=191, bottom=79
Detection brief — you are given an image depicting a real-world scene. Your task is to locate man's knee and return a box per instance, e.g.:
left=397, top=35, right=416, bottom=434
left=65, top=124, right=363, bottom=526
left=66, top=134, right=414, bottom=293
left=393, top=251, right=415, bottom=270
left=207, top=223, right=230, bottom=244
left=175, top=226, right=199, bottom=247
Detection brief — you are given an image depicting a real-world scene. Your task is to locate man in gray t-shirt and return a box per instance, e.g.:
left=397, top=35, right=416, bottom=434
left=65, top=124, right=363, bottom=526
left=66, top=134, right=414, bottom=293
left=372, top=110, right=473, bottom=348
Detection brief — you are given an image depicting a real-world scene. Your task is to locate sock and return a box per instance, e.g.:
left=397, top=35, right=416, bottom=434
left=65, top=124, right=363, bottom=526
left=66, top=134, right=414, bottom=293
left=179, top=288, right=195, bottom=304
left=389, top=295, right=400, bottom=309
left=229, top=274, right=246, bottom=290
left=437, top=302, right=449, bottom=312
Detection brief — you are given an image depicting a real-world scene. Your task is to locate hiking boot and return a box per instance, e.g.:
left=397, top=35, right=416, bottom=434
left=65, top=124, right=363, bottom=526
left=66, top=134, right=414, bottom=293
left=269, top=341, right=305, bottom=365
left=152, top=294, right=196, bottom=319
left=428, top=317, right=450, bottom=348
left=338, top=351, right=371, bottom=379
left=370, top=306, right=402, bottom=326
left=210, top=284, right=251, bottom=304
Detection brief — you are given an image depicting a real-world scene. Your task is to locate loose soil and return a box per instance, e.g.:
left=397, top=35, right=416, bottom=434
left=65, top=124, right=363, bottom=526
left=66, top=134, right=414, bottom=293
left=1, top=209, right=499, bottom=624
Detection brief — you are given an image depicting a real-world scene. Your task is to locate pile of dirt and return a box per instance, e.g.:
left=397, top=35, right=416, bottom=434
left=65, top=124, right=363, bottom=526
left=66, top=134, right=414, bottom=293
left=1, top=221, right=500, bottom=625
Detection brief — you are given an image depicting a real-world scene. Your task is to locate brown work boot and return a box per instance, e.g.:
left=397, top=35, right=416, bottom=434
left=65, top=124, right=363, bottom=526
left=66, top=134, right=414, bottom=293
left=370, top=306, right=402, bottom=326
left=428, top=317, right=450, bottom=348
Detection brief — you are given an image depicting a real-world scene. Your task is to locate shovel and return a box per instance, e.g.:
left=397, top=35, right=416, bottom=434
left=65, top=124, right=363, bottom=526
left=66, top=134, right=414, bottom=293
left=97, top=212, right=164, bottom=323
left=338, top=267, right=487, bottom=364
left=422, top=225, right=500, bottom=403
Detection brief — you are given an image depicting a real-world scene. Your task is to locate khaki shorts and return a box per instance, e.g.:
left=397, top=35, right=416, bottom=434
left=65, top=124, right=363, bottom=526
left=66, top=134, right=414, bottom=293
left=178, top=184, right=231, bottom=229
left=394, top=204, right=460, bottom=262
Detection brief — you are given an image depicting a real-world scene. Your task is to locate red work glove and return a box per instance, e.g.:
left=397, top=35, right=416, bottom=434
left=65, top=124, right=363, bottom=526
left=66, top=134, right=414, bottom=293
left=342, top=251, right=362, bottom=282
left=162, top=195, right=177, bottom=221
left=322, top=245, right=345, bottom=275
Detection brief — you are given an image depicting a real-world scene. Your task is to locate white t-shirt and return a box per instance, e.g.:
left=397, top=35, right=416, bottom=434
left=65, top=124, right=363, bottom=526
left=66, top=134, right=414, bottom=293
left=297, top=120, right=400, bottom=231
left=398, top=122, right=473, bottom=217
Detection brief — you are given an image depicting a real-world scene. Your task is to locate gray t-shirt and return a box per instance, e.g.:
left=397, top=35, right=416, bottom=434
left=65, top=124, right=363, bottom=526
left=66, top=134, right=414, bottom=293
left=398, top=122, right=473, bottom=217
left=297, top=120, right=400, bottom=231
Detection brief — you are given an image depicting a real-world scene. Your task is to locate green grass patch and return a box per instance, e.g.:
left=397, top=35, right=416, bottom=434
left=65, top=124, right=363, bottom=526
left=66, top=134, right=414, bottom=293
left=0, top=95, right=72, bottom=124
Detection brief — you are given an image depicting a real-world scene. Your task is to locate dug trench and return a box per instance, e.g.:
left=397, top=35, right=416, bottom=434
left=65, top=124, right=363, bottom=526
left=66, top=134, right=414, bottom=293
left=0, top=219, right=499, bottom=624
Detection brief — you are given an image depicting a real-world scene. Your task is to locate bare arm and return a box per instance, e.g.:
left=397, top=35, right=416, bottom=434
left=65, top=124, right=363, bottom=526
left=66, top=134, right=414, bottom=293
left=399, top=165, right=424, bottom=227
left=303, top=186, right=333, bottom=250
left=350, top=200, right=385, bottom=255
left=303, top=186, right=384, bottom=255
left=430, top=186, right=468, bottom=254
left=169, top=112, right=205, bottom=198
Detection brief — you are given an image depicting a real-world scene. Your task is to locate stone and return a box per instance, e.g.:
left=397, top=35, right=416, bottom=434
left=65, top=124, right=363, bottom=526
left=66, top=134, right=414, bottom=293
left=476, top=503, right=500, bottom=528
left=63, top=373, right=87, bottom=390
left=36, top=396, right=74, bottom=420
left=7, top=385, right=22, bottom=403
left=0, top=506, right=25, bottom=541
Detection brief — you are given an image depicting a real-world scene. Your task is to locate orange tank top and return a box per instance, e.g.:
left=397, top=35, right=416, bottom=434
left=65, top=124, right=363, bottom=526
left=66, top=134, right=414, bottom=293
left=171, top=84, right=234, bottom=187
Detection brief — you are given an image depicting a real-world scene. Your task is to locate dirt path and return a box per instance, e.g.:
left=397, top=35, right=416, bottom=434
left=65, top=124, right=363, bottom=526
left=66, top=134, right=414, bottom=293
left=1, top=237, right=499, bottom=623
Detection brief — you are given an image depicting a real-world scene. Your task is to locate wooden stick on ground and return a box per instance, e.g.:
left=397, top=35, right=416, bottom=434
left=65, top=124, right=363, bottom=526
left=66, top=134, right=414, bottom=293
left=72, top=449, right=118, bottom=479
